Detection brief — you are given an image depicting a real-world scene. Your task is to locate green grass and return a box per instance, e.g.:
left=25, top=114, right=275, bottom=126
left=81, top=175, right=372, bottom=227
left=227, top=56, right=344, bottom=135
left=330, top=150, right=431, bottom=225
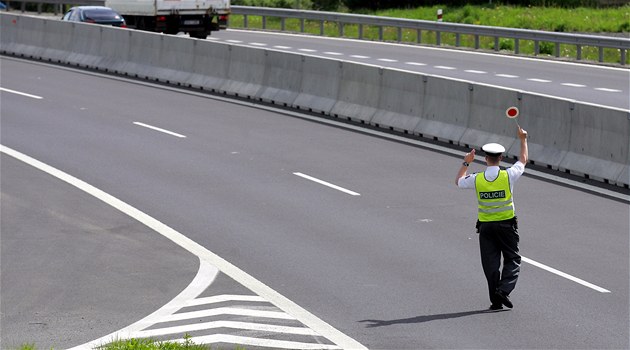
left=10, top=335, right=246, bottom=350
left=229, top=4, right=630, bottom=64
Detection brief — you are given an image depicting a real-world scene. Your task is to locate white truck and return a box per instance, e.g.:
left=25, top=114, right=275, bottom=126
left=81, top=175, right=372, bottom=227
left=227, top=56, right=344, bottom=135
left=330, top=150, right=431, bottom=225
left=104, top=0, right=230, bottom=39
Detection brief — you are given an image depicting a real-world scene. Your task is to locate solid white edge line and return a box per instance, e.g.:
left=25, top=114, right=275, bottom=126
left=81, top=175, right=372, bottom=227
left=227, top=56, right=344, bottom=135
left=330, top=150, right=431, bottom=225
left=294, top=172, right=361, bottom=196
left=521, top=257, right=611, bottom=293
left=133, top=122, right=187, bottom=138
left=0, top=87, right=43, bottom=99
left=0, top=145, right=367, bottom=350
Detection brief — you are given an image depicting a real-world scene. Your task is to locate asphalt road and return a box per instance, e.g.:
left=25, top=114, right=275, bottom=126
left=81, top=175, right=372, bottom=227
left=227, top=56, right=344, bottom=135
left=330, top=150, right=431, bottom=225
left=1, top=57, right=628, bottom=349
left=208, top=29, right=630, bottom=110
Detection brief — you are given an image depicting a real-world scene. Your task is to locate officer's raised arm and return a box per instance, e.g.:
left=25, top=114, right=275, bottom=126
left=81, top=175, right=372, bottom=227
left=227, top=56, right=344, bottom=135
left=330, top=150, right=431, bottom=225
left=456, top=149, right=476, bottom=186
left=518, top=126, right=528, bottom=165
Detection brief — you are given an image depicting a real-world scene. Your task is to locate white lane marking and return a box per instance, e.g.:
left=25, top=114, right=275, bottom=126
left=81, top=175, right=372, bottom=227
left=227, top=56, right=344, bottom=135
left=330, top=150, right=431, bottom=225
left=350, top=55, right=370, bottom=59
left=521, top=257, right=610, bottom=293
left=178, top=334, right=341, bottom=350
left=298, top=48, right=317, bottom=53
left=249, top=42, right=267, bottom=46
left=0, top=87, right=43, bottom=99
left=226, top=39, right=243, bottom=43
left=160, top=307, right=296, bottom=323
left=435, top=65, right=456, bottom=70
left=324, top=51, right=343, bottom=56
left=133, top=122, right=187, bottom=138
left=405, top=62, right=427, bottom=66
left=68, top=258, right=219, bottom=350
left=562, top=83, right=586, bottom=88
left=131, top=320, right=319, bottom=338
left=293, top=172, right=360, bottom=196
left=184, top=294, right=266, bottom=307
left=273, top=45, right=292, bottom=49
left=595, top=87, right=622, bottom=92
left=527, top=78, right=552, bottom=83
left=464, top=70, right=487, bottom=74
left=496, top=74, right=519, bottom=78
left=377, top=58, right=398, bottom=62
left=1, top=145, right=366, bottom=350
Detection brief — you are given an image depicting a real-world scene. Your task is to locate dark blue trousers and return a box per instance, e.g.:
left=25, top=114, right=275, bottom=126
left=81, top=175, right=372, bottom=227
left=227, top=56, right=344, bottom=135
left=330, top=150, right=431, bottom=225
left=478, top=219, right=521, bottom=304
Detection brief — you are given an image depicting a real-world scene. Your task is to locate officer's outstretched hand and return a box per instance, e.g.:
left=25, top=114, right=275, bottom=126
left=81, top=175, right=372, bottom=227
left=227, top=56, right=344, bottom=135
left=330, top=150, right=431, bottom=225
left=518, top=126, right=528, bottom=141
left=464, top=149, right=476, bottom=163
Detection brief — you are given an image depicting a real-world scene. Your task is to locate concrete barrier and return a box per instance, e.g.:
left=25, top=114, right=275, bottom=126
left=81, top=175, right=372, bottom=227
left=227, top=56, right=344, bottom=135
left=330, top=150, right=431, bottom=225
left=415, top=76, right=470, bottom=143
left=330, top=62, right=381, bottom=123
left=186, top=41, right=231, bottom=92
left=371, top=69, right=424, bottom=134
left=2, top=13, right=628, bottom=188
left=258, top=50, right=303, bottom=106
left=292, top=56, right=341, bottom=114
left=220, top=44, right=266, bottom=99
left=460, top=84, right=521, bottom=155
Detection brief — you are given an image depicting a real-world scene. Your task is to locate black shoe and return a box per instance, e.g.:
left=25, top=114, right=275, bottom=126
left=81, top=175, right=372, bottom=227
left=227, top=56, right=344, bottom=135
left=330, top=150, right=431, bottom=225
left=495, top=289, right=513, bottom=309
left=488, top=303, right=503, bottom=311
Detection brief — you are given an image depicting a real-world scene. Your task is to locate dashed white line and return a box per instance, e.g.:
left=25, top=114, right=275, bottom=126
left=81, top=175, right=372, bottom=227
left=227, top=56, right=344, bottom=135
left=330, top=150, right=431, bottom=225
left=434, top=65, right=456, bottom=70
left=496, top=74, right=519, bottom=78
left=522, top=257, right=611, bottom=293
left=293, top=172, right=360, bottom=196
left=323, top=51, right=343, bottom=56
left=595, top=87, right=622, bottom=92
left=527, top=78, right=552, bottom=83
left=249, top=42, right=267, bottom=46
left=464, top=70, right=487, bottom=74
left=298, top=48, right=317, bottom=53
left=405, top=62, right=427, bottom=66
left=350, top=55, right=370, bottom=59
left=0, top=87, right=43, bottom=99
left=226, top=40, right=243, bottom=43
left=377, top=58, right=398, bottom=62
left=273, top=45, right=292, bottom=49
left=561, top=83, right=586, bottom=88
left=133, top=122, right=187, bottom=138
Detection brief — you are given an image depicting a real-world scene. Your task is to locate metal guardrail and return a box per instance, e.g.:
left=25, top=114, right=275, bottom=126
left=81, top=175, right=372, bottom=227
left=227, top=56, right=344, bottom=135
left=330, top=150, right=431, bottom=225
left=230, top=6, right=630, bottom=66
left=4, top=1, right=629, bottom=65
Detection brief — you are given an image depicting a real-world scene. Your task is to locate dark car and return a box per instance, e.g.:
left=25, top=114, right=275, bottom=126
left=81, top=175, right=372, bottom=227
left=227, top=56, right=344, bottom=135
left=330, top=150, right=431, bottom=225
left=62, top=6, right=126, bottom=27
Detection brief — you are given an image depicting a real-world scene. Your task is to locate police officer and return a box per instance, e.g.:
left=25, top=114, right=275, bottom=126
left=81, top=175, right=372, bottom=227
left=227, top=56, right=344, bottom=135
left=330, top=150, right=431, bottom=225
left=455, top=126, right=528, bottom=310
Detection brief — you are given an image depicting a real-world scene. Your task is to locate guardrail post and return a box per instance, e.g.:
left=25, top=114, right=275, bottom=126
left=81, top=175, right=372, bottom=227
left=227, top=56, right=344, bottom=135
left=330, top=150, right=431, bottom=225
left=455, top=33, right=460, bottom=47
left=474, top=35, right=479, bottom=49
left=339, top=22, right=344, bottom=37
left=281, top=17, right=285, bottom=31
left=621, top=49, right=627, bottom=65
left=319, top=21, right=324, bottom=35
left=577, top=45, right=582, bottom=60
left=378, top=26, right=383, bottom=41
left=494, top=37, right=499, bottom=51
left=514, top=39, right=520, bottom=54
left=417, top=29, right=422, bottom=44
left=555, top=42, right=560, bottom=57
left=262, top=16, right=266, bottom=29
left=599, top=47, right=604, bottom=62
left=534, top=40, right=540, bottom=56
left=436, top=31, right=441, bottom=46
left=300, top=18, right=304, bottom=32
left=359, top=24, right=363, bottom=39
left=243, top=14, right=248, bottom=28
left=397, top=27, right=402, bottom=42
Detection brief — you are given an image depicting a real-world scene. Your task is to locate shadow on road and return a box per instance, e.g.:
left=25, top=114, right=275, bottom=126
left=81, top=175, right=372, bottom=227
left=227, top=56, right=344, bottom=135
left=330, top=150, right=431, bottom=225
left=359, top=309, right=509, bottom=328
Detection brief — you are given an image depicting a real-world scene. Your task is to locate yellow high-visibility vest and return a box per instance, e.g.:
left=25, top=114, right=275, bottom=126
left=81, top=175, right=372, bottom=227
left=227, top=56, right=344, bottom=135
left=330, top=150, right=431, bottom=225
left=475, top=170, right=515, bottom=222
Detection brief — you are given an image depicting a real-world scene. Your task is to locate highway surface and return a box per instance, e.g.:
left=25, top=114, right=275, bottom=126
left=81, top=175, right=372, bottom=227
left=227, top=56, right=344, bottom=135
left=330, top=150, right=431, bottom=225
left=1, top=46, right=629, bottom=350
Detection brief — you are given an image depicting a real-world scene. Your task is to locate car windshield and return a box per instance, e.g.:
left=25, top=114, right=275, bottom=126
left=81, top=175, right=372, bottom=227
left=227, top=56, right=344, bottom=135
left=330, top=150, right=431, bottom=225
left=83, top=9, right=120, bottom=21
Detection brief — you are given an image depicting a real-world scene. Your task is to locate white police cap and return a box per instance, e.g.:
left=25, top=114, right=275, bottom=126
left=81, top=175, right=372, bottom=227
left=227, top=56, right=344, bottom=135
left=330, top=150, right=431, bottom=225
left=482, top=143, right=505, bottom=156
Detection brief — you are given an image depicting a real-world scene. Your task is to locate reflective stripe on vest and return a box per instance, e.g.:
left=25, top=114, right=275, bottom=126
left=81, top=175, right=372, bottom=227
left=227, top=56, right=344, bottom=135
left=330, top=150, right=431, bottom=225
left=475, top=170, right=515, bottom=222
